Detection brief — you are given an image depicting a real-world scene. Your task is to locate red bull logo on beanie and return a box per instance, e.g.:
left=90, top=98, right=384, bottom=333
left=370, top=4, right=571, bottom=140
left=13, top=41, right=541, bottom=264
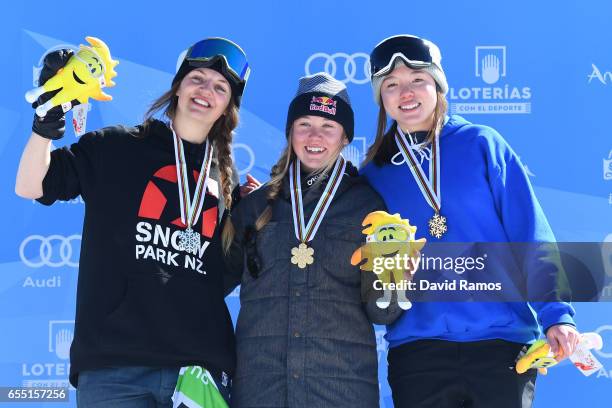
left=310, top=96, right=337, bottom=115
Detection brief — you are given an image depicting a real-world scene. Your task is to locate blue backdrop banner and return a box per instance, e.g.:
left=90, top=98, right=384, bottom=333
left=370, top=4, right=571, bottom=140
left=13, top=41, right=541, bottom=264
left=2, top=1, right=612, bottom=407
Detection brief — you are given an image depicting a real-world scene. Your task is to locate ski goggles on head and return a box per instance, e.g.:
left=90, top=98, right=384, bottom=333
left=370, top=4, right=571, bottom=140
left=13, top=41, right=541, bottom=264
left=185, top=37, right=250, bottom=83
left=370, top=35, right=440, bottom=78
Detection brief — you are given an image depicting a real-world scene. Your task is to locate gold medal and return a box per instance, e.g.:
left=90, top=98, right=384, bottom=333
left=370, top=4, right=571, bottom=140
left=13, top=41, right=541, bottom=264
left=290, top=243, right=315, bottom=269
left=428, top=213, right=447, bottom=239
left=289, top=157, right=346, bottom=267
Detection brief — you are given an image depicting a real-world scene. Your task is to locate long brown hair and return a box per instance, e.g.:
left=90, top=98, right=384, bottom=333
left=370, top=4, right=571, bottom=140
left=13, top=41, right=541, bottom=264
left=363, top=89, right=448, bottom=167
left=143, top=77, right=238, bottom=214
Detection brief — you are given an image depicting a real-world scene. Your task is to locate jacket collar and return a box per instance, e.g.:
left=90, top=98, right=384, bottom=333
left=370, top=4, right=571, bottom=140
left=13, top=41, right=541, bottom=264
left=279, top=160, right=360, bottom=206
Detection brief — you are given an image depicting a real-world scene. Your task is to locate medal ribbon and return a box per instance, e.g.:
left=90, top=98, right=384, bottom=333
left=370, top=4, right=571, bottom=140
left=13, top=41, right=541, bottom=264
left=171, top=123, right=214, bottom=229
left=394, top=128, right=441, bottom=213
left=289, top=155, right=346, bottom=243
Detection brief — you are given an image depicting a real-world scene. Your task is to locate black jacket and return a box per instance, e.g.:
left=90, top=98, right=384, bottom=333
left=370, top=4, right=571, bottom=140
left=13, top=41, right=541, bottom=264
left=39, top=119, right=237, bottom=386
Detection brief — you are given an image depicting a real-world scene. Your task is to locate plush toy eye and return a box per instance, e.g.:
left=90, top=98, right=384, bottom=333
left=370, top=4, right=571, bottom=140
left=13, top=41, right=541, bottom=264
left=375, top=226, right=409, bottom=242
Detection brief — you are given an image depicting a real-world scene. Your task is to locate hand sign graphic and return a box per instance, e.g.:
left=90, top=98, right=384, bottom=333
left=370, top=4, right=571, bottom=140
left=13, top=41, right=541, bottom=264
left=343, top=144, right=361, bottom=167
left=55, top=329, right=73, bottom=360
left=482, top=54, right=501, bottom=84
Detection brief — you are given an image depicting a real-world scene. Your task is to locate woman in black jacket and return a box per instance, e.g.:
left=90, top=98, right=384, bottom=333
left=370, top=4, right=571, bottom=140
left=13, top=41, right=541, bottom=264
left=16, top=37, right=250, bottom=407
left=224, top=72, right=404, bottom=408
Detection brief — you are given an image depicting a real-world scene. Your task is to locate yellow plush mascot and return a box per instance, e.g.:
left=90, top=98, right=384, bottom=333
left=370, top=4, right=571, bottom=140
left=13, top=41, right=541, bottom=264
left=351, top=211, right=426, bottom=310
left=25, top=36, right=118, bottom=117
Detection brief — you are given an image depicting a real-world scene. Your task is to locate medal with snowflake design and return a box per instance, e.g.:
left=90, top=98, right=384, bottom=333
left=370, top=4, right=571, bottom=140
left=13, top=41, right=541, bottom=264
left=291, top=243, right=314, bottom=269
left=428, top=213, right=447, bottom=239
left=178, top=227, right=201, bottom=255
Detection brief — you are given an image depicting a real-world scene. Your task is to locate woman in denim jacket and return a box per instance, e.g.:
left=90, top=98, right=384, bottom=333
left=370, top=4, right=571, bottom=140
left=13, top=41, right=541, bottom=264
left=224, top=73, right=402, bottom=408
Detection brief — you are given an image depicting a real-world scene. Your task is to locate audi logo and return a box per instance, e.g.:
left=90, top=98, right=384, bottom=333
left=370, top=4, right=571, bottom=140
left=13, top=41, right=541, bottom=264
left=19, top=235, right=81, bottom=268
left=305, top=52, right=371, bottom=84
left=232, top=143, right=256, bottom=176
left=595, top=325, right=612, bottom=359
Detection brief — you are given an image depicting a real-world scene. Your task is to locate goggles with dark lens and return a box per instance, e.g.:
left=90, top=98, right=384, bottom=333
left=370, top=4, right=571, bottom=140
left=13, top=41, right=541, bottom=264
left=370, top=35, right=439, bottom=78
left=185, top=37, right=250, bottom=83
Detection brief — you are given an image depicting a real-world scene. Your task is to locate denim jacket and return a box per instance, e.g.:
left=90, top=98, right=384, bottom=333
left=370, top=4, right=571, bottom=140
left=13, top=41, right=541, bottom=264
left=224, top=164, right=402, bottom=408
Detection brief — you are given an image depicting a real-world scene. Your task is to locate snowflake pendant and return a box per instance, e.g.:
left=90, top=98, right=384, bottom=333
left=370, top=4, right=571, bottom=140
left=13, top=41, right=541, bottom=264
left=291, top=243, right=315, bottom=269
left=428, top=213, right=448, bottom=239
left=178, top=227, right=201, bottom=255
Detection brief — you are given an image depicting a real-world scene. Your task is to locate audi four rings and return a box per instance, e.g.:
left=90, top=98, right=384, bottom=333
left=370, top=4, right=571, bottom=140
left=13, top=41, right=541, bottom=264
left=232, top=143, right=256, bottom=176
left=304, top=52, right=371, bottom=84
left=19, top=235, right=81, bottom=268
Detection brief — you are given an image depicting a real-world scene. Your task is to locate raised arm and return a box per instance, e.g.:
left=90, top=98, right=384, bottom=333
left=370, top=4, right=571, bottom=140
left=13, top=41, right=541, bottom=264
left=16, top=49, right=77, bottom=199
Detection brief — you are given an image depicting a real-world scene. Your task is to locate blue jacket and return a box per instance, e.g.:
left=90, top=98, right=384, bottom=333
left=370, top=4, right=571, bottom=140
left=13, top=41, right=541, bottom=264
left=361, top=115, right=575, bottom=347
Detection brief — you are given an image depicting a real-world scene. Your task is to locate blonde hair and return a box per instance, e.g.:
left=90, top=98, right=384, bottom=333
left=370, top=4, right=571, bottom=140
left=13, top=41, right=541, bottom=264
left=363, top=89, right=448, bottom=167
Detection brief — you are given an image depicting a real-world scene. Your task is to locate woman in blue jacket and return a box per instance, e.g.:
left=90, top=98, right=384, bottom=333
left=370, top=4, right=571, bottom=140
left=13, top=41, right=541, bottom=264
left=360, top=34, right=581, bottom=408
